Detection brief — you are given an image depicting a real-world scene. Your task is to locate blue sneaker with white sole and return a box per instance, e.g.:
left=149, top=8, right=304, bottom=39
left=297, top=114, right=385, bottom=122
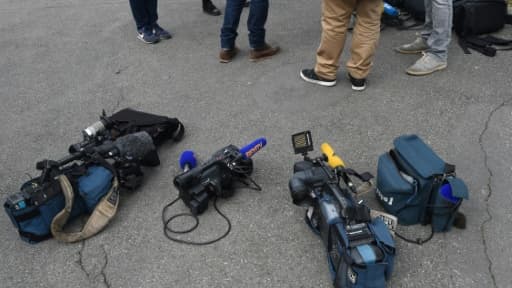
left=137, top=26, right=159, bottom=44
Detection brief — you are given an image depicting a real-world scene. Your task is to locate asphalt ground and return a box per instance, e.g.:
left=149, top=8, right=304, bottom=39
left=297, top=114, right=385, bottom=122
left=1, top=0, right=512, bottom=287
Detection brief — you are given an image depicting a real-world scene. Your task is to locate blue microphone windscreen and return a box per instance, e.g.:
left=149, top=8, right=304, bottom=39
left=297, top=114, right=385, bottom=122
left=179, top=150, right=197, bottom=170
left=439, top=183, right=459, bottom=204
left=240, top=137, right=267, bottom=158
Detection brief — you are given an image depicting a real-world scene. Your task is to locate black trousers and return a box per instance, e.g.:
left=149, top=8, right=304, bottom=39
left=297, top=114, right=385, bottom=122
left=129, top=0, right=158, bottom=30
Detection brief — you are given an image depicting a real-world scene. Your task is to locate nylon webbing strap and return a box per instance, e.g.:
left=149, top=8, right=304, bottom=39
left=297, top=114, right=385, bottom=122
left=50, top=174, right=119, bottom=243
left=356, top=244, right=377, bottom=264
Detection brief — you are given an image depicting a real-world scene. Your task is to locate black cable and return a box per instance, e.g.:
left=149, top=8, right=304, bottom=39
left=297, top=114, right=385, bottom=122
left=162, top=195, right=232, bottom=245
left=394, top=226, right=434, bottom=245
left=162, top=155, right=261, bottom=245
left=232, top=174, right=262, bottom=192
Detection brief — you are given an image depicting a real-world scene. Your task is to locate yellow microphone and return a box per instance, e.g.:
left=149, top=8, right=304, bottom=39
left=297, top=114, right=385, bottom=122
left=320, top=143, right=345, bottom=169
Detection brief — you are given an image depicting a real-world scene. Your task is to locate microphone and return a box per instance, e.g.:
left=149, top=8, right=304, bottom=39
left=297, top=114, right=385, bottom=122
left=93, top=131, right=157, bottom=162
left=383, top=2, right=399, bottom=17
left=239, top=137, right=267, bottom=158
left=320, top=143, right=345, bottom=169
left=179, top=150, right=197, bottom=172
left=439, top=183, right=460, bottom=204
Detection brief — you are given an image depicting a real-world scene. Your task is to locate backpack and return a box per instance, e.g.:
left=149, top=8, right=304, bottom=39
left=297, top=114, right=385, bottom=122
left=453, top=0, right=512, bottom=56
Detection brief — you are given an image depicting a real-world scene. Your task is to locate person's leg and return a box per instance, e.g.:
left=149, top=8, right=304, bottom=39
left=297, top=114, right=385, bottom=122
left=346, top=0, right=383, bottom=80
left=421, top=0, right=433, bottom=41
left=247, top=0, right=279, bottom=61
left=146, top=0, right=172, bottom=40
left=129, top=0, right=149, bottom=31
left=129, top=0, right=159, bottom=43
left=395, top=0, right=431, bottom=54
left=314, top=0, right=356, bottom=80
left=247, top=0, right=268, bottom=49
left=147, top=0, right=158, bottom=25
left=425, top=0, right=452, bottom=61
left=220, top=0, right=245, bottom=49
left=406, top=0, right=451, bottom=75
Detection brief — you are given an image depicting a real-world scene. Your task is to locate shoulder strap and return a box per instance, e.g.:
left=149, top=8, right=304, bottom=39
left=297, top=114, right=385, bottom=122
left=458, top=33, right=512, bottom=56
left=458, top=35, right=498, bottom=56
left=50, top=173, right=119, bottom=243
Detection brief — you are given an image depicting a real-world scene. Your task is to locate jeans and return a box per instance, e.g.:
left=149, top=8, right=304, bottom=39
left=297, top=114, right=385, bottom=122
left=220, top=0, right=269, bottom=49
left=129, top=0, right=158, bottom=31
left=421, top=0, right=453, bottom=61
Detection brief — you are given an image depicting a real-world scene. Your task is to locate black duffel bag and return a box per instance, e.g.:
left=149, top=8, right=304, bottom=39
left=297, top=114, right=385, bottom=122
left=453, top=0, right=512, bottom=56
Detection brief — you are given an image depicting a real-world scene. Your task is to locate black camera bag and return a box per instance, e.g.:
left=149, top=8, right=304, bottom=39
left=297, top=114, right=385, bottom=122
left=454, top=0, right=512, bottom=56
left=109, top=108, right=184, bottom=146
left=403, top=0, right=426, bottom=21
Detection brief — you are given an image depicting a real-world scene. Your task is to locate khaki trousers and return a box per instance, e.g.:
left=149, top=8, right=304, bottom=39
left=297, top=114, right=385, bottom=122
left=315, top=0, right=383, bottom=80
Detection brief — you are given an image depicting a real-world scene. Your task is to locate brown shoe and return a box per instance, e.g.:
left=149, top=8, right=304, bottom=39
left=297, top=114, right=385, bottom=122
left=219, top=47, right=239, bottom=63
left=249, top=43, right=280, bottom=62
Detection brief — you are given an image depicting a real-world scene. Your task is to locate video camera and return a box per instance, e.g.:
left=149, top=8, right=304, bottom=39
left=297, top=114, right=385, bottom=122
left=4, top=108, right=184, bottom=243
left=289, top=131, right=395, bottom=288
left=173, top=138, right=266, bottom=215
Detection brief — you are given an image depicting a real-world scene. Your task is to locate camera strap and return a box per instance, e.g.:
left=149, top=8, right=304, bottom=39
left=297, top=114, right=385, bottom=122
left=50, top=165, right=120, bottom=243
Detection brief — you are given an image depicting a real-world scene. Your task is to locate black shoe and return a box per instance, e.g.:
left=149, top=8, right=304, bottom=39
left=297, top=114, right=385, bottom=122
left=300, top=69, right=336, bottom=87
left=348, top=73, right=366, bottom=91
left=203, top=0, right=221, bottom=16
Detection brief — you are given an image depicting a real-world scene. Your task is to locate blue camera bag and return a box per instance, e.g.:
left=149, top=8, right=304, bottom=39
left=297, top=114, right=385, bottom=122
left=4, top=165, right=113, bottom=243
left=376, top=135, right=469, bottom=232
left=329, top=218, right=395, bottom=288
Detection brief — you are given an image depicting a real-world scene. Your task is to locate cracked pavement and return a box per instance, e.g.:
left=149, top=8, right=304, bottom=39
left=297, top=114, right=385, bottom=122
left=1, top=0, right=512, bottom=287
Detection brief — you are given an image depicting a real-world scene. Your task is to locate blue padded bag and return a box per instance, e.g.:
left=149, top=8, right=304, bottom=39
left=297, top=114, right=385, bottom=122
left=4, top=165, right=112, bottom=243
left=4, top=181, right=86, bottom=243
left=78, top=166, right=114, bottom=213
left=376, top=135, right=469, bottom=232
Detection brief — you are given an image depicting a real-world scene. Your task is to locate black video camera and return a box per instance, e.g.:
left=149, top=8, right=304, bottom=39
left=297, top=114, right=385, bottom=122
left=173, top=145, right=254, bottom=215
left=289, top=131, right=395, bottom=288
left=173, top=138, right=266, bottom=215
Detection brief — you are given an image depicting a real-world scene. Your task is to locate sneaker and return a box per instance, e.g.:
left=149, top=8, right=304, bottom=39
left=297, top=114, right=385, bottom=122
left=219, top=47, right=239, bottom=63
left=406, top=52, right=447, bottom=76
left=137, top=26, right=159, bottom=44
left=300, top=69, right=337, bottom=87
left=249, top=43, right=280, bottom=62
left=153, top=23, right=172, bottom=40
left=348, top=73, right=366, bottom=91
left=395, top=37, right=429, bottom=54
left=203, top=0, right=221, bottom=16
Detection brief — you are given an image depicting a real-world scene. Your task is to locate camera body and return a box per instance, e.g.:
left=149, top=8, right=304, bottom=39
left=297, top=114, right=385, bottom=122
left=173, top=145, right=253, bottom=215
left=289, top=131, right=395, bottom=288
left=290, top=158, right=374, bottom=242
